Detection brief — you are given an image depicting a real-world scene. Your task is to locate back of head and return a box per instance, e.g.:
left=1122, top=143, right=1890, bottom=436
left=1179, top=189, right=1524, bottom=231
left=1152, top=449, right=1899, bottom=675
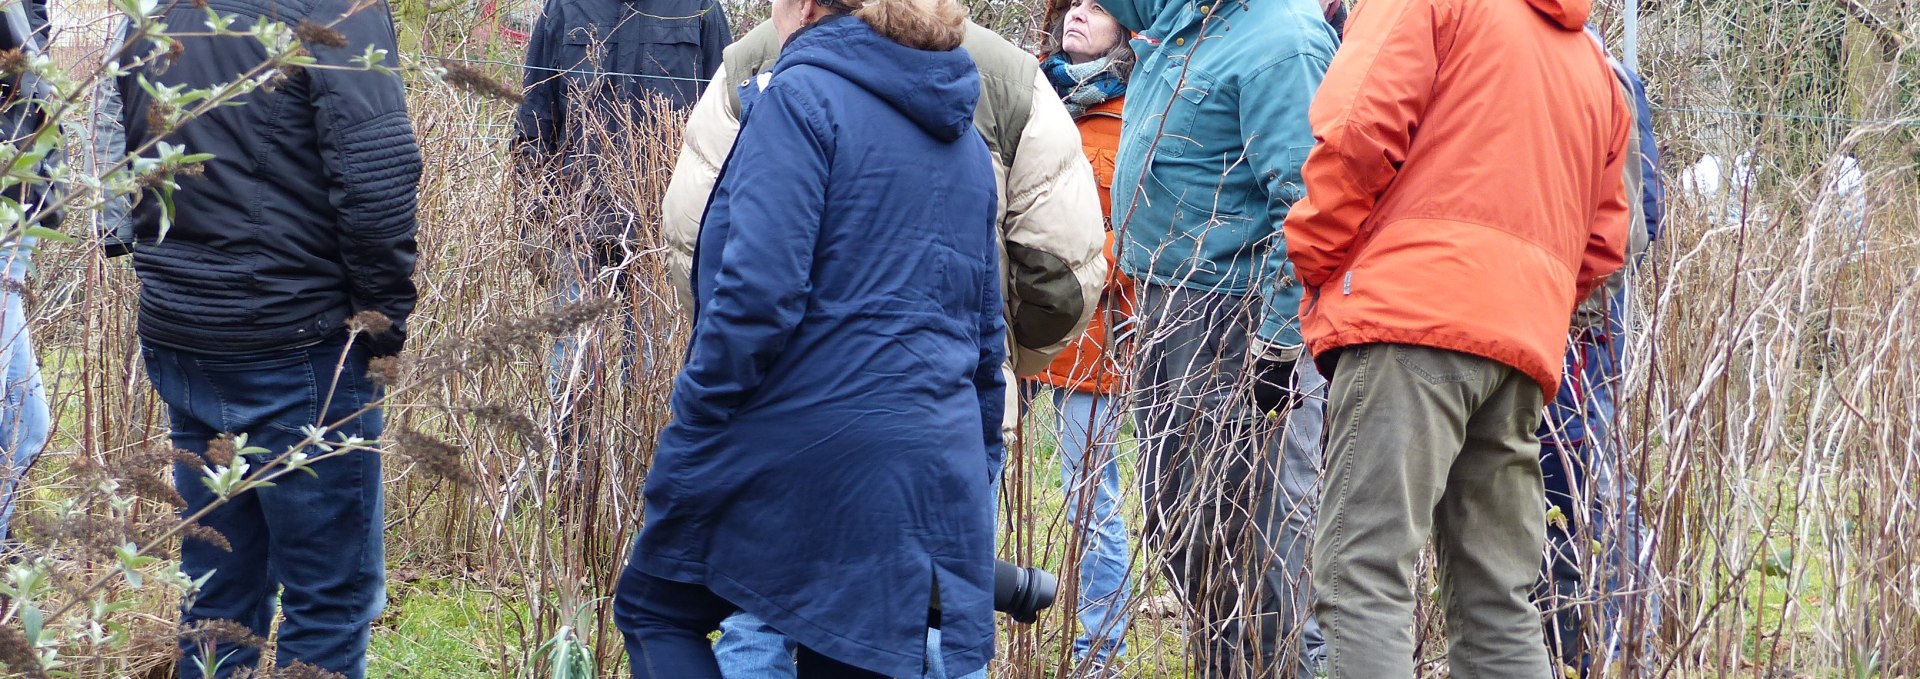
left=852, top=0, right=967, bottom=51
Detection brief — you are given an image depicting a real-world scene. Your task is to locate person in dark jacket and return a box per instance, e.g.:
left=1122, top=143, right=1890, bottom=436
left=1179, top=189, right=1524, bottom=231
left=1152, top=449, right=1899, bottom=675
left=108, top=0, right=420, bottom=676
left=608, top=0, right=1003, bottom=675
left=0, top=0, right=54, bottom=549
left=516, top=0, right=729, bottom=143
left=513, top=0, right=730, bottom=446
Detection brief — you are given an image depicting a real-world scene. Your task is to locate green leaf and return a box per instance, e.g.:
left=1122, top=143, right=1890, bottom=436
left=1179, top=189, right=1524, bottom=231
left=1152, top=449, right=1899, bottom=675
left=22, top=226, right=73, bottom=244
left=22, top=603, right=43, bottom=645
left=1761, top=546, right=1794, bottom=577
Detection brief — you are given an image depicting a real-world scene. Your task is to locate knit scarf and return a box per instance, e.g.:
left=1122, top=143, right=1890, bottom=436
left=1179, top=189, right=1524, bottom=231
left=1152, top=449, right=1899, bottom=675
left=1041, top=53, right=1126, bottom=118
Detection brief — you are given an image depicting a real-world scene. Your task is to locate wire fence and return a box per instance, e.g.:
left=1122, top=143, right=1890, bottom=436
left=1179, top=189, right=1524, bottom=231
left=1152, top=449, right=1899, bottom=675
left=414, top=52, right=1920, bottom=130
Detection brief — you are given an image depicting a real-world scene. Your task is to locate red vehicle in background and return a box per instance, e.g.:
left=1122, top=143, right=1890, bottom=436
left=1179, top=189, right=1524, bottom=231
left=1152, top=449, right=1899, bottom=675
left=472, top=0, right=540, bottom=47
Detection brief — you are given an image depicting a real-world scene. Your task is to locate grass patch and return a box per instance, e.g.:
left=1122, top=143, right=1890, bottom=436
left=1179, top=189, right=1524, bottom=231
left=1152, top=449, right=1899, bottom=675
left=370, top=578, right=510, bottom=677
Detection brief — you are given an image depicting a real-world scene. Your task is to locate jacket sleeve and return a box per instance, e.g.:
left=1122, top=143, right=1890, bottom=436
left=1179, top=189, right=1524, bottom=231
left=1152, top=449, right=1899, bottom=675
left=1282, top=0, right=1441, bottom=290
left=93, top=18, right=134, bottom=256
left=1576, top=88, right=1631, bottom=302
left=671, top=81, right=826, bottom=425
left=1002, top=73, right=1107, bottom=377
left=1243, top=52, right=1329, bottom=348
left=514, top=0, right=565, bottom=155
left=974, top=271, right=1008, bottom=479
left=663, top=64, right=740, bottom=317
left=310, top=0, right=421, bottom=335
left=699, top=2, right=730, bottom=81
left=1626, top=68, right=1664, bottom=243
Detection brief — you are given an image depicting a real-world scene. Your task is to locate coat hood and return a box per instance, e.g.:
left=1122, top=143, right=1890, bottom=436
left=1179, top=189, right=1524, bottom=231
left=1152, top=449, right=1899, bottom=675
left=1101, top=0, right=1151, bottom=36
left=772, top=14, right=980, bottom=142
left=1526, top=0, right=1591, bottom=30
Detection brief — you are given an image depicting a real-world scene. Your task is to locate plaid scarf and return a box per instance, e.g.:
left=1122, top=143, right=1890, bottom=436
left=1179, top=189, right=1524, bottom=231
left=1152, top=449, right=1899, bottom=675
left=1041, top=53, right=1126, bottom=118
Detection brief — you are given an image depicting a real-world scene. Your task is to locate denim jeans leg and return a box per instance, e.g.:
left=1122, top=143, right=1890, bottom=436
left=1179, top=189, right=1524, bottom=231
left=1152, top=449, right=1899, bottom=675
left=265, top=346, right=386, bottom=679
left=925, top=626, right=988, bottom=679
left=1053, top=389, right=1131, bottom=663
left=1278, top=360, right=1328, bottom=671
left=714, top=612, right=798, bottom=679
left=149, top=340, right=386, bottom=678
left=151, top=346, right=275, bottom=679
left=0, top=275, right=50, bottom=541
left=550, top=251, right=595, bottom=447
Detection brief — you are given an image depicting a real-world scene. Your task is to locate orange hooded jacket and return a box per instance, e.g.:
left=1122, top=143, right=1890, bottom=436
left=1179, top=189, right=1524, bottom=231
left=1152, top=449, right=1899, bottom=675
left=1282, top=0, right=1632, bottom=395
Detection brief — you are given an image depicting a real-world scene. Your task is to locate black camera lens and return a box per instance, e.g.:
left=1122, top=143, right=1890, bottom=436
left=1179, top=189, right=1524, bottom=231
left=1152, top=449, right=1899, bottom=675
left=992, top=560, right=1057, bottom=623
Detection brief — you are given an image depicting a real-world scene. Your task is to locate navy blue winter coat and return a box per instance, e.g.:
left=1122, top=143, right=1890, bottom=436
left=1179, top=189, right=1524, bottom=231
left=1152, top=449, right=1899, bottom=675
left=631, top=14, right=1005, bottom=677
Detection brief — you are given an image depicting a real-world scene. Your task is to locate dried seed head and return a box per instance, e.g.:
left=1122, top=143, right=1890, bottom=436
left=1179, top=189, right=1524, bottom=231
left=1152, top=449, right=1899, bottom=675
left=180, top=520, right=233, bottom=553
left=17, top=513, right=138, bottom=559
left=275, top=660, right=350, bottom=679
left=415, top=300, right=613, bottom=377
left=205, top=436, right=237, bottom=467
left=82, top=446, right=191, bottom=508
left=294, top=20, right=350, bottom=49
left=0, top=49, right=28, bottom=77
left=366, top=356, right=403, bottom=388
left=464, top=404, right=541, bottom=451
left=180, top=619, right=267, bottom=650
left=173, top=447, right=207, bottom=470
left=394, top=428, right=475, bottom=487
left=347, top=310, right=394, bottom=336
left=145, top=102, right=177, bottom=135
left=0, top=617, right=48, bottom=678
left=439, top=59, right=525, bottom=104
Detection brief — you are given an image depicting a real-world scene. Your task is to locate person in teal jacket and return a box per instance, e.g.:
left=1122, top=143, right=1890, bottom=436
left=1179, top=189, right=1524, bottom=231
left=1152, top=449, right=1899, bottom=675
left=1103, top=0, right=1337, bottom=676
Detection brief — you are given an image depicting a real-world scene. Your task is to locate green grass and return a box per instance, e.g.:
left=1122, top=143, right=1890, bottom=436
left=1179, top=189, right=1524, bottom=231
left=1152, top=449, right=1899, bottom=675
left=370, top=579, right=509, bottom=677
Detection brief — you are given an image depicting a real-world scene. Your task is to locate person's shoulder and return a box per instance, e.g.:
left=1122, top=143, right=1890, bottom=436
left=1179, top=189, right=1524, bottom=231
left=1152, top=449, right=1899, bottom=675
left=724, top=21, right=781, bottom=64
left=752, top=66, right=837, bottom=118
left=959, top=23, right=1036, bottom=72
left=1220, top=5, right=1335, bottom=72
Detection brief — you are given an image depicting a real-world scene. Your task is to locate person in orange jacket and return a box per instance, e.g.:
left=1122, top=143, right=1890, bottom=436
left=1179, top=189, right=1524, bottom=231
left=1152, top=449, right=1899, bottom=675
left=1281, top=0, right=1632, bottom=676
left=1024, top=0, right=1135, bottom=671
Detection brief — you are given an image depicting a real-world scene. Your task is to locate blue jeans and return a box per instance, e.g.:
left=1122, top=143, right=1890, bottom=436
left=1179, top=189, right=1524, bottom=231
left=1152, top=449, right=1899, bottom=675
left=0, top=245, right=49, bottom=541
left=1039, top=387, right=1131, bottom=663
left=548, top=250, right=650, bottom=445
left=145, top=338, right=387, bottom=679
left=714, top=615, right=986, bottom=679
left=616, top=566, right=883, bottom=679
left=1538, top=286, right=1658, bottom=671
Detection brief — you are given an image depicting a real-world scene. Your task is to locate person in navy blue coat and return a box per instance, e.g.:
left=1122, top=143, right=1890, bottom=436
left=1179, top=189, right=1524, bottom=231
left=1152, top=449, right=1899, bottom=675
left=610, top=0, right=1004, bottom=675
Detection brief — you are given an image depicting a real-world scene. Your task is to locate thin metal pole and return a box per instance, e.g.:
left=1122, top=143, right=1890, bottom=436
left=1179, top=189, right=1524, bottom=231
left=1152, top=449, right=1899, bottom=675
left=1624, top=0, right=1640, bottom=70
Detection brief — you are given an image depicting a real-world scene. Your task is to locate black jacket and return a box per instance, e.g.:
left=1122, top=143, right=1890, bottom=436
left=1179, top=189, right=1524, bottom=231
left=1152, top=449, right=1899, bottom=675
left=115, top=0, right=420, bottom=355
left=515, top=0, right=730, bottom=154
left=513, top=0, right=728, bottom=253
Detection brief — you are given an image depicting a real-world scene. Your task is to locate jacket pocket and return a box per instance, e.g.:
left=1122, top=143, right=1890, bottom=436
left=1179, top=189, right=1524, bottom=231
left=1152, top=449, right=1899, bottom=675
left=1087, top=146, right=1117, bottom=194
left=1147, top=64, right=1215, bottom=160
left=625, top=23, right=705, bottom=79
left=196, top=350, right=319, bottom=437
left=561, top=23, right=621, bottom=78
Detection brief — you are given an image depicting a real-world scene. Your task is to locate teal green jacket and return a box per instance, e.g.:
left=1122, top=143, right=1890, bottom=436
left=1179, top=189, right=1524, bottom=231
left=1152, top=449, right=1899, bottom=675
left=1108, top=0, right=1335, bottom=347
